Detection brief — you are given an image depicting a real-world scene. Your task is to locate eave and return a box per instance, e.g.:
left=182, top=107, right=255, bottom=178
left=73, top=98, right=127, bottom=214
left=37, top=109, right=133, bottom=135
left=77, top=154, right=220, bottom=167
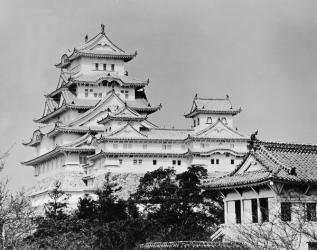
left=21, top=146, right=95, bottom=166
left=184, top=108, right=242, bottom=118
left=88, top=150, right=191, bottom=161
left=97, top=115, right=146, bottom=124
left=34, top=104, right=93, bottom=123
left=69, top=76, right=149, bottom=88
left=132, top=104, right=162, bottom=115
left=68, top=51, right=137, bottom=63
left=47, top=126, right=103, bottom=137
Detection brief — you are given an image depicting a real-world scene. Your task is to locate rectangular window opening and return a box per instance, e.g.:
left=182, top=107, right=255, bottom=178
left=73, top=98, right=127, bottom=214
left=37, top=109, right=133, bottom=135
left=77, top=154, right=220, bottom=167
left=307, top=203, right=316, bottom=221
left=251, top=199, right=258, bottom=223
left=281, top=202, right=291, bottom=222
left=103, top=64, right=107, bottom=70
left=260, top=198, right=269, bottom=222
left=153, top=159, right=157, bottom=165
left=111, top=64, right=115, bottom=71
left=95, top=63, right=99, bottom=70
left=235, top=200, right=241, bottom=224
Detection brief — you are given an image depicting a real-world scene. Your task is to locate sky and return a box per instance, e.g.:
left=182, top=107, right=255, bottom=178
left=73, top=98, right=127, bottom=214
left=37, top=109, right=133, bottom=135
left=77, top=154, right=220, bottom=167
left=0, top=0, right=317, bottom=191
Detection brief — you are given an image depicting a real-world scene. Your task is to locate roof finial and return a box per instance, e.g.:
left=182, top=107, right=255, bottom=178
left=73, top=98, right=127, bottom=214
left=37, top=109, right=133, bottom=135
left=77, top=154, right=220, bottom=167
left=101, top=24, right=105, bottom=34
left=194, top=93, right=198, bottom=100
left=85, top=35, right=88, bottom=43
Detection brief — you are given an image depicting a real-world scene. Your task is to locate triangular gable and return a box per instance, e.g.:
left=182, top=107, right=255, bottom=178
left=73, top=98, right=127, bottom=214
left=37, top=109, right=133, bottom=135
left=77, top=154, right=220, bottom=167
left=114, top=105, right=143, bottom=118
left=235, top=154, right=266, bottom=175
left=67, top=92, right=125, bottom=127
left=76, top=33, right=125, bottom=54
left=195, top=120, right=245, bottom=139
left=62, top=133, right=93, bottom=147
left=106, top=123, right=147, bottom=139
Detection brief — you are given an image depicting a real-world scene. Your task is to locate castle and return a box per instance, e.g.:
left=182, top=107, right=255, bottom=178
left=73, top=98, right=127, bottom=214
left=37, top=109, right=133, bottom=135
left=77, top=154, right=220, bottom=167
left=22, top=25, right=248, bottom=207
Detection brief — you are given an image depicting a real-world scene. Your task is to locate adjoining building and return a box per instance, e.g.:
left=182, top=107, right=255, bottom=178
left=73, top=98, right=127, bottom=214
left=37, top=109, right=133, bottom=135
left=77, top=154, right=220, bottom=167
left=22, top=25, right=248, bottom=208
left=205, top=138, right=317, bottom=250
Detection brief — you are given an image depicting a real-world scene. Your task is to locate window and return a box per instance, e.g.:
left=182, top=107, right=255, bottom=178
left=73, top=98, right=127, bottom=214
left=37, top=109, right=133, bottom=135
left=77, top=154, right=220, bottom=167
left=113, top=144, right=118, bottom=149
left=98, top=93, right=102, bottom=98
left=85, top=89, right=89, bottom=92
left=119, top=159, right=123, bottom=165
left=216, top=159, right=219, bottom=164
left=143, top=144, right=147, bottom=150
left=79, top=155, right=87, bottom=164
left=307, top=203, right=316, bottom=221
left=162, top=144, right=167, bottom=150
left=251, top=199, right=258, bottom=223
left=85, top=92, right=88, bottom=97
left=177, top=160, right=181, bottom=166
left=172, top=160, right=176, bottom=165
left=260, top=198, right=269, bottom=222
left=133, top=159, right=137, bottom=165
left=128, top=144, right=132, bottom=149
left=123, top=144, right=128, bottom=149
left=235, top=200, right=241, bottom=224
left=153, top=159, right=157, bottom=165
left=201, top=143, right=205, bottom=149
left=281, top=202, right=291, bottom=222
left=95, top=63, right=99, bottom=70
left=111, top=64, right=115, bottom=71
left=94, top=93, right=98, bottom=98
left=231, top=159, right=235, bottom=165
left=138, top=159, right=142, bottom=165
left=90, top=89, right=93, bottom=92
left=167, top=144, right=172, bottom=150
left=211, top=159, right=215, bottom=164
left=103, top=64, right=107, bottom=70
left=193, top=120, right=196, bottom=127
left=125, top=94, right=129, bottom=99
left=197, top=118, right=200, bottom=126
left=207, top=117, right=212, bottom=124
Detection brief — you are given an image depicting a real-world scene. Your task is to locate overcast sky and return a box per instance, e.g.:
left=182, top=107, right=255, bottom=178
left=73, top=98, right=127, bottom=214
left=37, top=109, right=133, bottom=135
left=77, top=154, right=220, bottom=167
left=1, top=0, right=317, bottom=191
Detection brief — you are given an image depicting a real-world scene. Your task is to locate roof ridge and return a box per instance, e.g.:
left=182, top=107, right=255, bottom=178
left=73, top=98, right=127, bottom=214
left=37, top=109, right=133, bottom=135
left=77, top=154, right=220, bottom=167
left=259, top=140, right=317, bottom=152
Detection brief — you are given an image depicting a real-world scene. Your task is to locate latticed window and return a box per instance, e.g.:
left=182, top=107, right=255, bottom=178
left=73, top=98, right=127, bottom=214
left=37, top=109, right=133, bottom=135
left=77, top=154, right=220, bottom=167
left=307, top=203, right=316, bottom=221
left=281, top=202, right=291, bottom=222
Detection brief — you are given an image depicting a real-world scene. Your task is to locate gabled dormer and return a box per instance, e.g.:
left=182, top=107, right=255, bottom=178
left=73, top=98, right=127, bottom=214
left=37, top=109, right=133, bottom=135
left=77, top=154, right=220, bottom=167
left=184, top=94, right=242, bottom=132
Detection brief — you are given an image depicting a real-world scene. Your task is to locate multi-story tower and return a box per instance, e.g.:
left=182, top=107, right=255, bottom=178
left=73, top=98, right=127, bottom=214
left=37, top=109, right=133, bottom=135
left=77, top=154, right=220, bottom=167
left=23, top=25, right=249, bottom=208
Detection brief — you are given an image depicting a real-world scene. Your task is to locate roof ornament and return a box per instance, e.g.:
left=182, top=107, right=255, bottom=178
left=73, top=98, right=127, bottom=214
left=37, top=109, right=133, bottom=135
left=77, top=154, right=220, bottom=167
left=289, top=167, right=297, bottom=176
left=85, top=35, right=88, bottom=43
left=194, top=93, right=198, bottom=100
left=101, top=24, right=105, bottom=34
left=248, top=130, right=259, bottom=151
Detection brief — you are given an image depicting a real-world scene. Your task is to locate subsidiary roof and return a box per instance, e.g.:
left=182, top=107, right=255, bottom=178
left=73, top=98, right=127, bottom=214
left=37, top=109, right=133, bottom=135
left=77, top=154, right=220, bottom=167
left=205, top=140, right=317, bottom=189
left=185, top=94, right=241, bottom=118
left=56, top=25, right=136, bottom=68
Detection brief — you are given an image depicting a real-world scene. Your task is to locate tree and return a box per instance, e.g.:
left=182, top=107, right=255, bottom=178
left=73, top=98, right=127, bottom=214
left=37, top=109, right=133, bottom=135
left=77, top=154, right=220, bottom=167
left=133, top=166, right=223, bottom=242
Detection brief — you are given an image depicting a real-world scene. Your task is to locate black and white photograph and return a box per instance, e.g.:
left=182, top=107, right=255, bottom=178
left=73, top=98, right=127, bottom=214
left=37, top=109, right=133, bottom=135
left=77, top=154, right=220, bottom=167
left=0, top=0, right=317, bottom=249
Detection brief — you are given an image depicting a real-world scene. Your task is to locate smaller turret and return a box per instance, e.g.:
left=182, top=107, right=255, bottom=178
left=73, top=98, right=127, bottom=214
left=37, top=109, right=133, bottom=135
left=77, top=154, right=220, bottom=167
left=184, top=94, right=242, bottom=132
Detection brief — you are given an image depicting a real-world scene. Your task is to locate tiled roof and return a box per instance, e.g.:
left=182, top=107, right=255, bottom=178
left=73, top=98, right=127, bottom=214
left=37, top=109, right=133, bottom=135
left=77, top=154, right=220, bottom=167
left=68, top=71, right=149, bottom=87
left=22, top=133, right=95, bottom=166
left=185, top=95, right=241, bottom=118
left=205, top=141, right=317, bottom=189
left=56, top=26, right=136, bottom=68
